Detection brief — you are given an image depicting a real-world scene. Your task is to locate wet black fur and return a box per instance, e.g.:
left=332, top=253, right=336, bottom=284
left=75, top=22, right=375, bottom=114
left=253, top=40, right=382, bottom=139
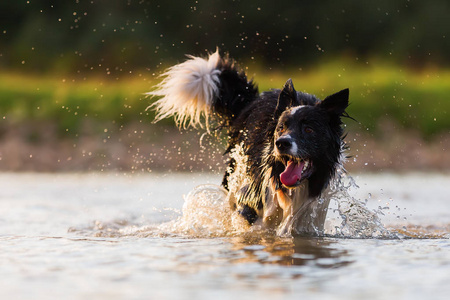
left=212, top=58, right=349, bottom=224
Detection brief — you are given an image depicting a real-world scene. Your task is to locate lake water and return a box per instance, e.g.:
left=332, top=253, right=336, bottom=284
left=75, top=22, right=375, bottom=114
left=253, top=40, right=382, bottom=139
left=1, top=172, right=449, bottom=300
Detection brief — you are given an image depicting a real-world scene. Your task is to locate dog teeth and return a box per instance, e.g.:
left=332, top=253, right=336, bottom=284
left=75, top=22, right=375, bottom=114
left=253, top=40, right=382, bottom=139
left=302, top=160, right=309, bottom=173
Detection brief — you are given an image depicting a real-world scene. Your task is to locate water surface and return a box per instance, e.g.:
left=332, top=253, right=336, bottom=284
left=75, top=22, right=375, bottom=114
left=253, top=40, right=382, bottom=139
left=0, top=172, right=449, bottom=300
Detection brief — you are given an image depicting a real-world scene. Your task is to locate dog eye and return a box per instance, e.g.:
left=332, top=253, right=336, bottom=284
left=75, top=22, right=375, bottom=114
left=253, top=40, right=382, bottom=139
left=304, top=126, right=314, bottom=134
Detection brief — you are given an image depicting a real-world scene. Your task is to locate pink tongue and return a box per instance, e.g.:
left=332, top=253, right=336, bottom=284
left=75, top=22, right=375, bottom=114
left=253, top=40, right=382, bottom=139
left=280, top=160, right=305, bottom=186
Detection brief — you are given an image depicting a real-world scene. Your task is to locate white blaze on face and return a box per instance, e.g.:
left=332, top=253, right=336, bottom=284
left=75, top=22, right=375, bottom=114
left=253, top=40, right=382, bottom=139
left=290, top=139, right=298, bottom=155
left=289, top=105, right=306, bottom=116
left=275, top=134, right=298, bottom=156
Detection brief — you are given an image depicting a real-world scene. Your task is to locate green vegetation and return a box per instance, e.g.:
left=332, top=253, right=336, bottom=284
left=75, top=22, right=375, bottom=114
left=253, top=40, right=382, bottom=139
left=1, top=61, right=449, bottom=138
left=0, top=72, right=156, bottom=136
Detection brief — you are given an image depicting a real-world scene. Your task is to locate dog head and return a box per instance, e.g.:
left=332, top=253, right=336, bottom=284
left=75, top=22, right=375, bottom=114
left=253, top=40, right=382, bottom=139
left=272, top=79, right=349, bottom=197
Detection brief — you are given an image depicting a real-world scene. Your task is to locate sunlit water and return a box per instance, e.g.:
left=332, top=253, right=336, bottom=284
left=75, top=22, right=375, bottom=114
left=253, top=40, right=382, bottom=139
left=1, top=172, right=449, bottom=300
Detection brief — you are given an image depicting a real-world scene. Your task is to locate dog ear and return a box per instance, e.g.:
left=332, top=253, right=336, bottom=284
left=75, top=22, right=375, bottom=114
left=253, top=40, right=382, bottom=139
left=275, top=79, right=297, bottom=118
left=320, top=88, right=349, bottom=116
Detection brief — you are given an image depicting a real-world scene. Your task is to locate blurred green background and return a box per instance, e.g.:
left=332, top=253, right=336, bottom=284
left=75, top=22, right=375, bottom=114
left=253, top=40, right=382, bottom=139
left=0, top=0, right=449, bottom=172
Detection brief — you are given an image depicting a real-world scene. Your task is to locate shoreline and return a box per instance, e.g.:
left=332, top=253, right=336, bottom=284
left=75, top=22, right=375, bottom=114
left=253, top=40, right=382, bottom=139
left=0, top=122, right=448, bottom=173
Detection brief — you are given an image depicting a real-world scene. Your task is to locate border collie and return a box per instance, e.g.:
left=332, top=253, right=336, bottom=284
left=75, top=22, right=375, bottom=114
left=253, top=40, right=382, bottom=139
left=149, top=50, right=350, bottom=235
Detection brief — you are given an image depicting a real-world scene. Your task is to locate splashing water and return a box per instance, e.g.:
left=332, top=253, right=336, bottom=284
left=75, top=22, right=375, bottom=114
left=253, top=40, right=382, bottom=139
left=66, top=145, right=430, bottom=240
left=70, top=171, right=447, bottom=240
left=158, top=184, right=245, bottom=237
left=324, top=174, right=395, bottom=238
left=158, top=174, right=395, bottom=238
left=165, top=152, right=398, bottom=238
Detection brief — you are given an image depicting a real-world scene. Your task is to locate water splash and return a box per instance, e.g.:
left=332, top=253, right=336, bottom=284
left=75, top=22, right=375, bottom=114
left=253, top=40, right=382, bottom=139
left=68, top=170, right=445, bottom=239
left=157, top=184, right=244, bottom=237
left=324, top=174, right=395, bottom=238
left=166, top=174, right=403, bottom=239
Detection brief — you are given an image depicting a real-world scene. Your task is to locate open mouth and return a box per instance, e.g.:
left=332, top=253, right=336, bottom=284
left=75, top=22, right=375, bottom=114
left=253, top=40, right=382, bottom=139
left=279, top=158, right=313, bottom=188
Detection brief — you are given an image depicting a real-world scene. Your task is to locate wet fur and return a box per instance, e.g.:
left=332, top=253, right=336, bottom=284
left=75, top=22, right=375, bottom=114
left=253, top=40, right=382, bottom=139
left=149, top=50, right=350, bottom=235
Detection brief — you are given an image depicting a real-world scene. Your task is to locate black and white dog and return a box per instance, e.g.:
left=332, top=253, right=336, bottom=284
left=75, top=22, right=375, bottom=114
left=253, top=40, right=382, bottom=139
left=149, top=50, right=350, bottom=235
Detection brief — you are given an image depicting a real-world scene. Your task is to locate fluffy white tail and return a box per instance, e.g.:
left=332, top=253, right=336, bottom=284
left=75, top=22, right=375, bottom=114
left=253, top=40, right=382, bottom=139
left=148, top=50, right=221, bottom=128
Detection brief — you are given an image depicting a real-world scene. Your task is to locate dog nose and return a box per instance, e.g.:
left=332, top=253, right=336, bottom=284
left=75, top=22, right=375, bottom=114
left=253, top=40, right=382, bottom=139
left=276, top=137, right=293, bottom=152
